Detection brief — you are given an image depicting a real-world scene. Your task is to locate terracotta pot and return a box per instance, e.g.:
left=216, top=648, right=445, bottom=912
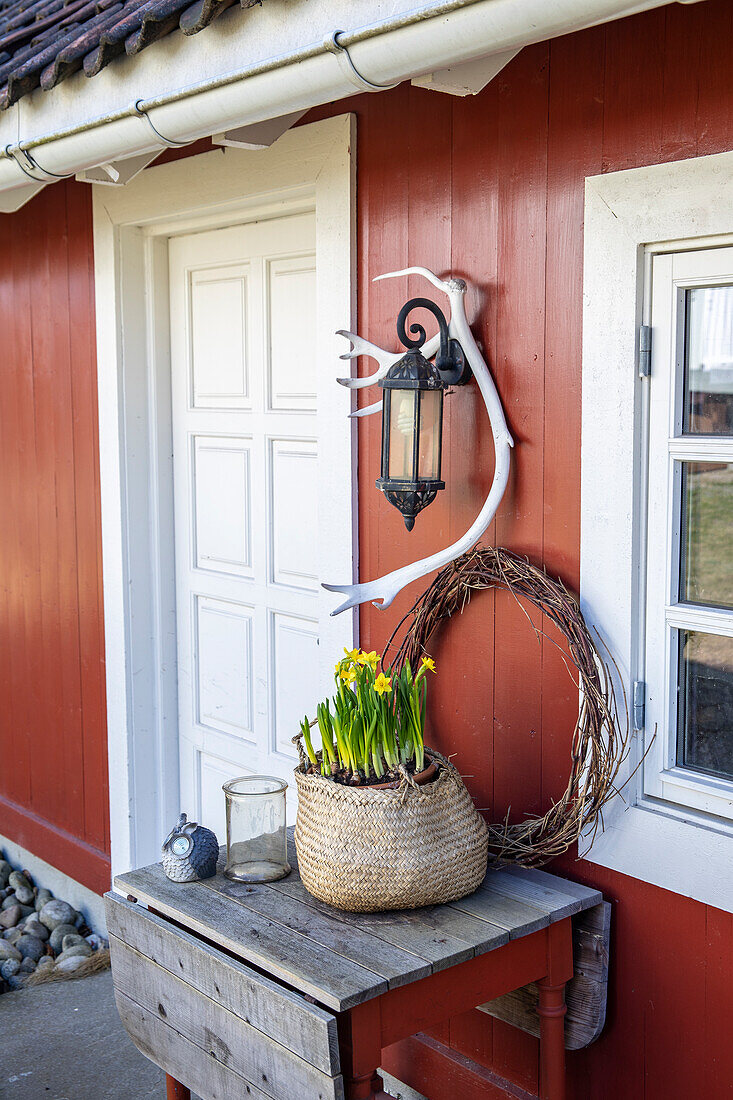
left=367, top=756, right=438, bottom=791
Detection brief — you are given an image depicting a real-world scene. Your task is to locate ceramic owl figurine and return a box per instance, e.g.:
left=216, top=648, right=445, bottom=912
left=161, top=813, right=219, bottom=882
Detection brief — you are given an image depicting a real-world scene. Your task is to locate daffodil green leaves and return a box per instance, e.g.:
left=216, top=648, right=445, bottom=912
left=300, top=650, right=436, bottom=783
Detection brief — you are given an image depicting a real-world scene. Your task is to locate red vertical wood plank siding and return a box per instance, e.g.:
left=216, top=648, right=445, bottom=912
left=0, top=0, right=732, bottom=1093
left=541, top=28, right=604, bottom=816
left=355, top=86, right=410, bottom=653
left=486, top=44, right=550, bottom=1093
left=704, top=906, right=733, bottom=1095
left=443, top=82, right=502, bottom=1071
left=5, top=211, right=41, bottom=814
left=447, top=65, right=500, bottom=868
left=695, top=1, right=733, bottom=157
left=0, top=180, right=109, bottom=893
left=65, top=183, right=108, bottom=855
left=342, top=3, right=733, bottom=1097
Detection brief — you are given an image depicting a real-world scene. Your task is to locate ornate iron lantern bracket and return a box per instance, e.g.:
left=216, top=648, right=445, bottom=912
left=324, top=267, right=513, bottom=616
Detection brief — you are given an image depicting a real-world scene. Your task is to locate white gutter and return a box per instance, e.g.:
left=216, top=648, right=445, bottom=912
left=0, top=0, right=680, bottom=209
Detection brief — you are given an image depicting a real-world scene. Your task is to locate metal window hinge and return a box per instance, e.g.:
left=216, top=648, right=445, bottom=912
left=638, top=325, right=652, bottom=378
left=633, top=680, right=646, bottom=731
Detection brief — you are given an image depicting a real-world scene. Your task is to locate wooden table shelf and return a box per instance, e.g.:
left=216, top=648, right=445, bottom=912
left=108, top=831, right=603, bottom=1100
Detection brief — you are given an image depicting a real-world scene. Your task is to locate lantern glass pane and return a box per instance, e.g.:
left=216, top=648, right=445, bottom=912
left=418, top=389, right=442, bottom=479
left=388, top=389, right=416, bottom=479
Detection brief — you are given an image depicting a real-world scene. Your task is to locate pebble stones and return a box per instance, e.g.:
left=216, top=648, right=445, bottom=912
left=7, top=872, right=33, bottom=906
left=48, top=923, right=78, bottom=952
left=34, top=888, right=52, bottom=912
left=0, top=941, right=21, bottom=963
left=0, top=958, right=20, bottom=980
left=60, top=933, right=86, bottom=951
left=0, top=853, right=107, bottom=994
left=0, top=905, right=21, bottom=929
left=38, top=899, right=76, bottom=931
left=21, top=919, right=49, bottom=942
left=55, top=943, right=92, bottom=963
left=55, top=955, right=87, bottom=974
left=16, top=934, right=45, bottom=962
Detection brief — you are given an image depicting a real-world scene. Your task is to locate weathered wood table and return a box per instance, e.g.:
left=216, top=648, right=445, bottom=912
left=107, top=834, right=602, bottom=1100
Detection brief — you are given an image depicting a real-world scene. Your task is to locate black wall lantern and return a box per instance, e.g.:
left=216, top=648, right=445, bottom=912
left=376, top=297, right=469, bottom=530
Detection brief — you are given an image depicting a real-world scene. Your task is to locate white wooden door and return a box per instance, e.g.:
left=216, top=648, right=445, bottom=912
left=169, top=211, right=352, bottom=838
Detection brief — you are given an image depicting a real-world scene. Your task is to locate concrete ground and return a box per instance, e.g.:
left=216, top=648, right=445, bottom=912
left=0, top=972, right=170, bottom=1100
left=0, top=970, right=425, bottom=1100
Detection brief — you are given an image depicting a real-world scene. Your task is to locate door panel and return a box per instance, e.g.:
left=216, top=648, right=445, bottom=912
left=269, top=437, right=319, bottom=590
left=193, top=436, right=254, bottom=576
left=190, top=265, right=251, bottom=409
left=267, top=255, right=317, bottom=411
left=169, top=211, right=350, bottom=834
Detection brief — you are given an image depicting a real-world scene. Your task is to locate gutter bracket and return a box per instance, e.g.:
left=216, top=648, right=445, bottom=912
left=213, top=109, right=306, bottom=150
left=411, top=49, right=519, bottom=96
left=0, top=180, right=46, bottom=212
left=6, top=145, right=70, bottom=182
left=76, top=149, right=161, bottom=187
left=132, top=101, right=190, bottom=148
left=323, top=31, right=400, bottom=93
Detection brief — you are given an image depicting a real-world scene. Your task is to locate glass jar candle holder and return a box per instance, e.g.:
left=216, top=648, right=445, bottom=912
left=222, top=776, right=291, bottom=883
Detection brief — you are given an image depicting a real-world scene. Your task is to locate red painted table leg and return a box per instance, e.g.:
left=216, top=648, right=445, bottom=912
left=537, top=917, right=573, bottom=1100
left=340, top=1001, right=384, bottom=1100
left=165, top=1075, right=190, bottom=1100
left=537, top=977, right=567, bottom=1100
left=344, top=1073, right=389, bottom=1099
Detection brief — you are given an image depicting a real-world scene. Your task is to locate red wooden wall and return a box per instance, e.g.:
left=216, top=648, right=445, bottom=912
left=322, top=2, right=733, bottom=1096
left=0, top=183, right=109, bottom=893
left=0, top=0, right=731, bottom=1095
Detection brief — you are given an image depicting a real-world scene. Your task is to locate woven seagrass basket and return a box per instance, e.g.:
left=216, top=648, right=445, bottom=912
left=293, top=748, right=489, bottom=912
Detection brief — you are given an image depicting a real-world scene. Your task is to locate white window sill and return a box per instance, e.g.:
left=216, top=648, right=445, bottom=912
left=581, top=794, right=733, bottom=912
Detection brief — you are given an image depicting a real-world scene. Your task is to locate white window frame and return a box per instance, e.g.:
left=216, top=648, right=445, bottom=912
left=645, top=248, right=733, bottom=820
left=580, top=149, right=733, bottom=913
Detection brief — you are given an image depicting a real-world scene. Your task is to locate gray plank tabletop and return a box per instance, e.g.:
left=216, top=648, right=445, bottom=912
left=113, top=828, right=602, bottom=1014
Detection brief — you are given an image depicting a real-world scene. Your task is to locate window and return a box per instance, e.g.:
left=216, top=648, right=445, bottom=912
left=580, top=149, right=733, bottom=911
left=644, top=249, right=733, bottom=820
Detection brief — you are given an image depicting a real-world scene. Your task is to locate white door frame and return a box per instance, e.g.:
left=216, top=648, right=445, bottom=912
left=92, top=115, right=357, bottom=879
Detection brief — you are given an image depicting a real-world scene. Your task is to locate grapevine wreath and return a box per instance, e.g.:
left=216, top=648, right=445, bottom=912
left=383, top=546, right=631, bottom=867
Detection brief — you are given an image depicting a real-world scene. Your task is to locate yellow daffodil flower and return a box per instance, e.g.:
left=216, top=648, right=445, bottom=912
left=421, top=656, right=437, bottom=674
left=374, top=672, right=392, bottom=696
left=343, top=647, right=360, bottom=664
left=357, top=650, right=379, bottom=671
left=340, top=666, right=357, bottom=684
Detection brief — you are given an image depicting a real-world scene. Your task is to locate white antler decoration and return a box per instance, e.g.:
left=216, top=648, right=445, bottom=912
left=323, top=267, right=513, bottom=615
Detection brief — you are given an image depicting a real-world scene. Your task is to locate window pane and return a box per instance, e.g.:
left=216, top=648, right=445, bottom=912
left=388, top=390, right=416, bottom=480
left=679, top=461, right=733, bottom=609
left=684, top=286, right=733, bottom=434
left=677, top=630, right=733, bottom=780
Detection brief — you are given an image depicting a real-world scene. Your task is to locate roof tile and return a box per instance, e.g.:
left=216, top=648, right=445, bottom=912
left=0, top=0, right=261, bottom=106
